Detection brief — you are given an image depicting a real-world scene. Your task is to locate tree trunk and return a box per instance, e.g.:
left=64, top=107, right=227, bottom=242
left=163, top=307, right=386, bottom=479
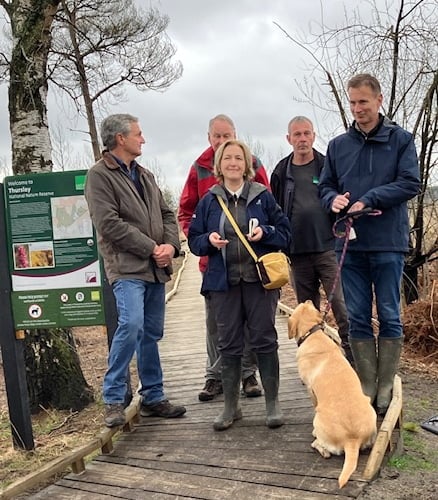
left=60, top=0, right=101, bottom=160
left=24, top=329, right=94, bottom=412
left=8, top=0, right=60, bottom=172
left=5, top=0, right=94, bottom=412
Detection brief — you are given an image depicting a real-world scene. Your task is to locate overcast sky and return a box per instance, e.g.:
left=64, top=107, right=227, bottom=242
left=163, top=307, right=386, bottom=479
left=0, top=0, right=381, bottom=191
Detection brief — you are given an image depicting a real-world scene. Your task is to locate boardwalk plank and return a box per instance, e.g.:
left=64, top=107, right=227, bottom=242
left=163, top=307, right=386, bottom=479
left=93, top=458, right=365, bottom=497
left=38, top=462, right=355, bottom=499
left=24, top=251, right=373, bottom=499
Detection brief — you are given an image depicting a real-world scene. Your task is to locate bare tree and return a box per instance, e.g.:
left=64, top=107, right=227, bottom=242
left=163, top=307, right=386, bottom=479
left=145, top=157, right=178, bottom=211
left=276, top=0, right=438, bottom=300
left=0, top=0, right=93, bottom=414
left=51, top=119, right=94, bottom=171
left=242, top=134, right=286, bottom=175
left=49, top=0, right=182, bottom=160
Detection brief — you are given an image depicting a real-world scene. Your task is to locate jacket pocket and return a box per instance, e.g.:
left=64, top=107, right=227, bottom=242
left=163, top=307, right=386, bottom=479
left=116, top=251, right=149, bottom=274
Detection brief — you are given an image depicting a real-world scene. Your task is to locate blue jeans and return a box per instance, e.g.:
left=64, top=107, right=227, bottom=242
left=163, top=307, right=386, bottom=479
left=103, top=279, right=166, bottom=405
left=340, top=251, right=404, bottom=340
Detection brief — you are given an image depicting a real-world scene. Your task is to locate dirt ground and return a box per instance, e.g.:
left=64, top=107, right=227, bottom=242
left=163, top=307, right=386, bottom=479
left=358, top=357, right=438, bottom=499
left=1, top=256, right=438, bottom=498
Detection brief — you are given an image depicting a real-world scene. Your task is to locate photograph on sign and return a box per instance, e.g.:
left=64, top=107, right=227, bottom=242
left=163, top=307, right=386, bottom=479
left=13, top=241, right=54, bottom=269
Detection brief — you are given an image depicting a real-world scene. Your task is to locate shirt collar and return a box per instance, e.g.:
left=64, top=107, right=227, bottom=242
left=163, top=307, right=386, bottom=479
left=109, top=153, right=138, bottom=173
left=229, top=185, right=244, bottom=198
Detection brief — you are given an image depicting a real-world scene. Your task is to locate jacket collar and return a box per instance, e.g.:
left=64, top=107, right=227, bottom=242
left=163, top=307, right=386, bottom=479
left=100, top=151, right=143, bottom=173
left=210, top=181, right=266, bottom=203
left=350, top=114, right=398, bottom=142
left=195, top=146, right=215, bottom=170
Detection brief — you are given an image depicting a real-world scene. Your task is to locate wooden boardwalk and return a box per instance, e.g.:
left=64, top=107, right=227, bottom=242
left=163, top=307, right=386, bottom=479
left=26, top=251, right=374, bottom=499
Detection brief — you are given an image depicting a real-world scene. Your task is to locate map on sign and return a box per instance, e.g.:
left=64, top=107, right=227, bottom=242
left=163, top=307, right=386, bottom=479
left=51, top=195, right=93, bottom=240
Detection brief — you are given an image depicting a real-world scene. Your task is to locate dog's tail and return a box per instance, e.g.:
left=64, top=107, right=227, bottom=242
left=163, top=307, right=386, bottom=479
left=338, top=439, right=360, bottom=488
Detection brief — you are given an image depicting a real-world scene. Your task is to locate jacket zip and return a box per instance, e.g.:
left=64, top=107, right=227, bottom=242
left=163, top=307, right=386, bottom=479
left=232, top=196, right=245, bottom=279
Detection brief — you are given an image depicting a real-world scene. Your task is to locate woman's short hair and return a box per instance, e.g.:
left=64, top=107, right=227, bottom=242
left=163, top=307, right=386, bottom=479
left=214, top=139, right=255, bottom=182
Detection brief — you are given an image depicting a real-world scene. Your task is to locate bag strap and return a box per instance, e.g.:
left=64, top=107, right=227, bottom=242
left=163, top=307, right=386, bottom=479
left=216, top=195, right=258, bottom=262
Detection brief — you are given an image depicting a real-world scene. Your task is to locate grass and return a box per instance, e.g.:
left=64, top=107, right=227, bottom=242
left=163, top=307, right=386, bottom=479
left=389, top=454, right=437, bottom=472
left=387, top=423, right=438, bottom=473
left=0, top=403, right=104, bottom=490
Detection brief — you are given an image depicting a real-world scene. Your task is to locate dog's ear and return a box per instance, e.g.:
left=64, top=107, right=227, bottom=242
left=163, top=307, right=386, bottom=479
left=288, top=312, right=298, bottom=339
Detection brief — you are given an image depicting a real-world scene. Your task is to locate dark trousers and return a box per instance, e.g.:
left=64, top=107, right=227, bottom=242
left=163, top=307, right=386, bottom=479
left=204, top=295, right=257, bottom=380
left=210, top=281, right=279, bottom=357
left=290, top=250, right=349, bottom=341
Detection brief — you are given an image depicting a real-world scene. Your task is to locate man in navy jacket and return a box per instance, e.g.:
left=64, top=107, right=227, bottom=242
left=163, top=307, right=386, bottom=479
left=319, top=74, right=420, bottom=415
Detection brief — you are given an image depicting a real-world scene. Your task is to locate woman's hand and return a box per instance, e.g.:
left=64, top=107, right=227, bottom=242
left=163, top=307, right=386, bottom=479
left=209, top=232, right=229, bottom=249
left=247, top=226, right=262, bottom=242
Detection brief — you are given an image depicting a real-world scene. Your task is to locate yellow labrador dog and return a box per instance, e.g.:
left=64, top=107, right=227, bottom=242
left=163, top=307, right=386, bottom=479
left=288, top=301, right=377, bottom=488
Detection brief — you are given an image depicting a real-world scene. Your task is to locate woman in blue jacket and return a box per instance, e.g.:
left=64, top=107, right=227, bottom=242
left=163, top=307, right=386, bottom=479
left=188, top=139, right=291, bottom=431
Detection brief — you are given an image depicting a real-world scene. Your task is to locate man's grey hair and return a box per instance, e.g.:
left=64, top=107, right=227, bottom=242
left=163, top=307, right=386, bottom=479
left=287, top=116, right=314, bottom=132
left=101, top=114, right=138, bottom=151
left=208, top=114, right=236, bottom=133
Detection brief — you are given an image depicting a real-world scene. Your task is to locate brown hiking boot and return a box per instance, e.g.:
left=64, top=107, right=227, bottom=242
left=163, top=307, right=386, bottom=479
left=140, top=399, right=186, bottom=418
left=242, top=374, right=262, bottom=397
left=198, top=379, right=223, bottom=402
left=104, top=403, right=126, bottom=427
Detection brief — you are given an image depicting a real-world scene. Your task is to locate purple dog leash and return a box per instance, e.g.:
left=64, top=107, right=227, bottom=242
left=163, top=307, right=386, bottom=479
left=322, top=208, right=382, bottom=321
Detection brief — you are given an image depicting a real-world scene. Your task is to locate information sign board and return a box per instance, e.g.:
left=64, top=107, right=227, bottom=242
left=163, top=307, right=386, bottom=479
left=3, top=171, right=104, bottom=328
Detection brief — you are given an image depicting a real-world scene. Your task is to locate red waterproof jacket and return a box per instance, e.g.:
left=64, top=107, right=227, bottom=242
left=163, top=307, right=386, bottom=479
left=178, top=146, right=270, bottom=271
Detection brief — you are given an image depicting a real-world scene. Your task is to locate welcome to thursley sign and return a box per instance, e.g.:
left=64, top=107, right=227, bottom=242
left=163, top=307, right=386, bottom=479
left=3, top=170, right=105, bottom=329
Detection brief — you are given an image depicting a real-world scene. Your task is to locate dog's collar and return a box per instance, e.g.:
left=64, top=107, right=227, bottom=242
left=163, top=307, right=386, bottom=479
left=297, top=323, right=324, bottom=347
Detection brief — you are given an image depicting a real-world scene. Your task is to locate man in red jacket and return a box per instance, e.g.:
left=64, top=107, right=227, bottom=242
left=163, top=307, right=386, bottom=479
left=178, top=114, right=270, bottom=401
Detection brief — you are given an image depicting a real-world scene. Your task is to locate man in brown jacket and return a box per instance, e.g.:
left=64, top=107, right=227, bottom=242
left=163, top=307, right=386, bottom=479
left=85, top=114, right=186, bottom=427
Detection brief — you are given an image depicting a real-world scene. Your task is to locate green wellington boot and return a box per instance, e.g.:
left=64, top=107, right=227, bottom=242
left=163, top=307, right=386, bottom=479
left=257, top=351, right=284, bottom=428
left=213, top=356, right=242, bottom=431
left=376, top=336, right=404, bottom=415
left=349, top=337, right=378, bottom=404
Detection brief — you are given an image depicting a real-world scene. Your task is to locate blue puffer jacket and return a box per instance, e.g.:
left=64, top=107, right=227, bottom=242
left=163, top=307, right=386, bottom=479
left=188, top=182, right=291, bottom=295
left=319, top=117, right=420, bottom=252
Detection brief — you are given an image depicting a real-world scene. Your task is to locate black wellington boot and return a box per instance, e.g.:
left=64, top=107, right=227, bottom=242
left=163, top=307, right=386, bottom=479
left=376, top=336, right=403, bottom=415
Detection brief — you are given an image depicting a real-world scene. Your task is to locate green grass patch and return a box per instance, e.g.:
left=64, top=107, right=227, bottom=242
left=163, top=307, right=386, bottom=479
left=388, top=454, right=437, bottom=472
left=387, top=425, right=438, bottom=472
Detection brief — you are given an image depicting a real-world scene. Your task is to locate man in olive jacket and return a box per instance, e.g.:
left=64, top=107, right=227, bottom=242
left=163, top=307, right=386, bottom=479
left=85, top=113, right=186, bottom=427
